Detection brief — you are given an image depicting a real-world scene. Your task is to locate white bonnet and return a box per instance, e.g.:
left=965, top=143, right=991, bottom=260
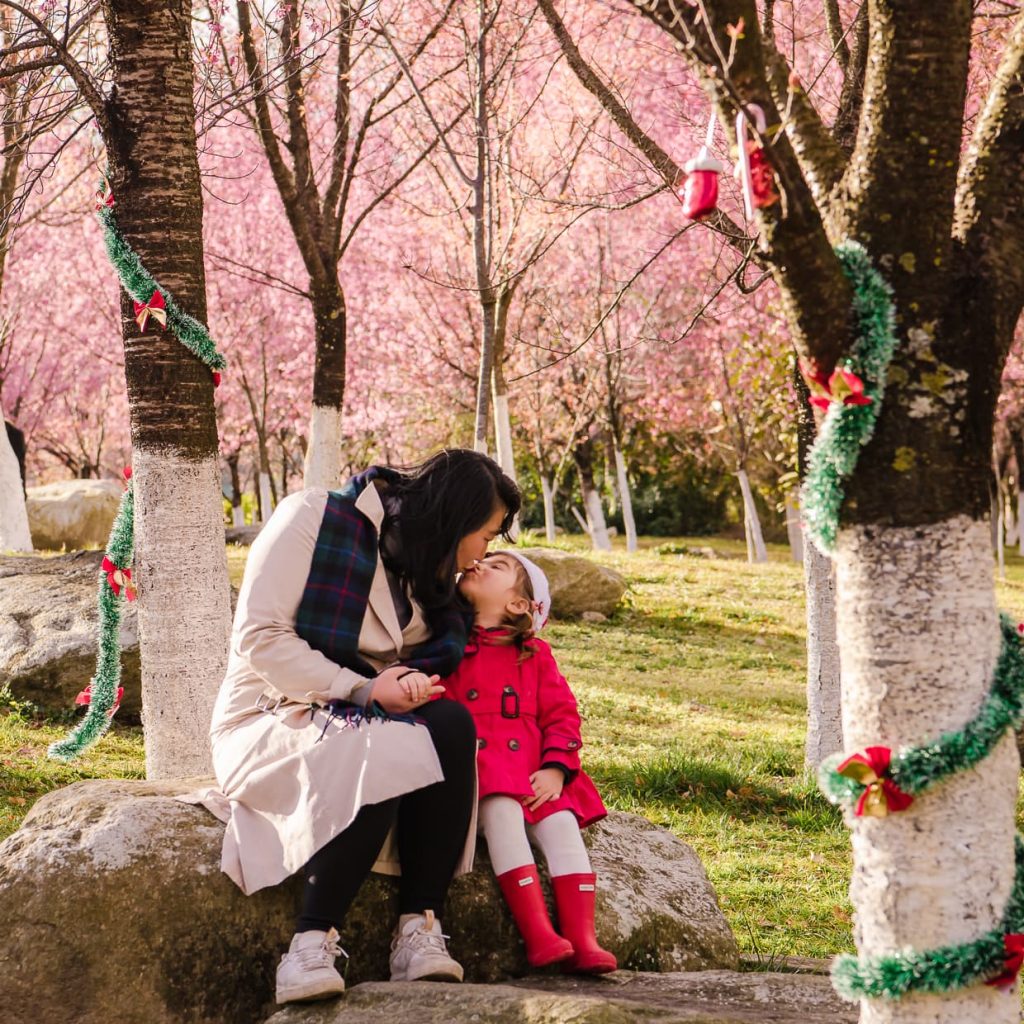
left=502, top=551, right=551, bottom=633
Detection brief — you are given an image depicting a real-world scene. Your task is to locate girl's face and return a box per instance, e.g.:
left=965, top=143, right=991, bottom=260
left=458, top=553, right=530, bottom=621
left=454, top=504, right=508, bottom=573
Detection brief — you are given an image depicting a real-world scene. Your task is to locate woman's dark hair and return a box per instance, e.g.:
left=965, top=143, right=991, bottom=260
left=380, top=449, right=520, bottom=611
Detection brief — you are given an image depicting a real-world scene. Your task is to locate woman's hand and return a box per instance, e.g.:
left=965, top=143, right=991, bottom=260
left=369, top=665, right=444, bottom=713
left=523, top=768, right=564, bottom=811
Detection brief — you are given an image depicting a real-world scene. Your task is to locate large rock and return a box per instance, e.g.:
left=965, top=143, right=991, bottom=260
left=26, top=478, right=124, bottom=551
left=0, top=551, right=141, bottom=719
left=265, top=973, right=856, bottom=1024
left=516, top=547, right=626, bottom=618
left=0, top=779, right=738, bottom=1024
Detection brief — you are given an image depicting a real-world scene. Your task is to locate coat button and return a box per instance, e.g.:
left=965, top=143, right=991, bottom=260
left=477, top=738, right=487, bottom=750
left=467, top=689, right=479, bottom=700
left=508, top=739, right=520, bottom=751
left=568, top=740, right=579, bottom=749
left=503, top=685, right=515, bottom=694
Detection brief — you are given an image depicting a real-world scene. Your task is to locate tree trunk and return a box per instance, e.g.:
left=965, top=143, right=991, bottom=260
left=0, top=401, right=31, bottom=552
left=574, top=439, right=611, bottom=552
left=836, top=518, right=1017, bottom=1024
left=737, top=468, right=768, bottom=563
left=804, top=539, right=842, bottom=768
left=540, top=474, right=556, bottom=542
left=613, top=443, right=638, bottom=552
left=1014, top=432, right=1024, bottom=556
left=227, top=452, right=244, bottom=527
left=104, top=0, right=232, bottom=779
left=304, top=281, right=346, bottom=489
left=785, top=491, right=804, bottom=563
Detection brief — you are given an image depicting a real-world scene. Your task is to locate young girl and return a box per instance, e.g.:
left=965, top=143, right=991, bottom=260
left=445, top=551, right=617, bottom=974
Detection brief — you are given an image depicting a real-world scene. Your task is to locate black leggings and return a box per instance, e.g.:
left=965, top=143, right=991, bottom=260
left=297, top=699, right=476, bottom=933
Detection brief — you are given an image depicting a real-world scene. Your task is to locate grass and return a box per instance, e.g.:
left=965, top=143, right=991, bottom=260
left=5, top=532, right=1024, bottom=962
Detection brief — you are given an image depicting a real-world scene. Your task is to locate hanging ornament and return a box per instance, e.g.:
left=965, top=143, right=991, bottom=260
left=987, top=934, right=1024, bottom=990
left=95, top=179, right=114, bottom=211
left=212, top=370, right=222, bottom=388
left=134, top=288, right=167, bottom=332
left=734, top=103, right=780, bottom=219
left=680, top=112, right=724, bottom=221
left=74, top=683, right=125, bottom=719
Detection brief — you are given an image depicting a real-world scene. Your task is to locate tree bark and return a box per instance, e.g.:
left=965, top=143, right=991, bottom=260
left=0, top=398, right=30, bottom=551
left=540, top=474, right=557, bottom=542
left=804, top=540, right=842, bottom=768
left=737, top=468, right=767, bottom=563
left=304, top=281, right=347, bottom=489
left=784, top=492, right=803, bottom=563
left=574, top=437, right=611, bottom=551
left=837, top=518, right=1017, bottom=1024
left=227, top=452, right=244, bottom=527
left=613, top=443, right=638, bottom=553
left=103, top=0, right=232, bottom=779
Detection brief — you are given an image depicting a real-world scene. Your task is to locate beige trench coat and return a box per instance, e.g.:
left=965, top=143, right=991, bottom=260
left=183, top=484, right=477, bottom=895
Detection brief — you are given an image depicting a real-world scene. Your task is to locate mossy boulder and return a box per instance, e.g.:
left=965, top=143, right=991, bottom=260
left=0, top=779, right=737, bottom=1024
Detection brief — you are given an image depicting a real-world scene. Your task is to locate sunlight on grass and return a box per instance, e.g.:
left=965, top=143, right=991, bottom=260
left=5, top=534, right=1024, bottom=961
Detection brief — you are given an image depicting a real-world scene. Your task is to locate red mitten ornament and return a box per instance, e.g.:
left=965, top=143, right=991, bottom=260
left=735, top=104, right=779, bottom=219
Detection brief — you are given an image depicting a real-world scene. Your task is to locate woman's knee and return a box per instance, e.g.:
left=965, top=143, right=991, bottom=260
left=419, top=699, right=475, bottom=745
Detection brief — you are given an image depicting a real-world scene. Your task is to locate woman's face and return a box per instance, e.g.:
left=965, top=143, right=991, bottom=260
left=455, top=504, right=508, bottom=573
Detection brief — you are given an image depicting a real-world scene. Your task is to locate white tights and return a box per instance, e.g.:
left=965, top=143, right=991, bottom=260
left=478, top=795, right=592, bottom=876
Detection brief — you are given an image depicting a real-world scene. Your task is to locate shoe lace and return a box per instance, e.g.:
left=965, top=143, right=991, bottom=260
left=409, top=924, right=451, bottom=954
left=295, top=933, right=348, bottom=969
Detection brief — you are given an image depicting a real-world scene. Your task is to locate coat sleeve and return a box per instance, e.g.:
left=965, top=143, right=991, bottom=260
left=533, top=641, right=583, bottom=777
left=232, top=489, right=374, bottom=706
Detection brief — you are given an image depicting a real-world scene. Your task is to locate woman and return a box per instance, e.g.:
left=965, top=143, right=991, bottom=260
left=197, top=449, right=519, bottom=1005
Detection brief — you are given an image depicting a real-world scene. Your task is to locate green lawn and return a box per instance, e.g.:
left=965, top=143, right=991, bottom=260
left=4, top=534, right=1024, bottom=962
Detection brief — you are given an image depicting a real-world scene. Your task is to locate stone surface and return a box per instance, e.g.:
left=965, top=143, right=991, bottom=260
left=517, top=547, right=626, bottom=618
left=0, top=550, right=142, bottom=719
left=0, top=780, right=737, bottom=1024
left=26, top=478, right=124, bottom=551
left=226, top=523, right=262, bottom=545
left=264, top=972, right=855, bottom=1024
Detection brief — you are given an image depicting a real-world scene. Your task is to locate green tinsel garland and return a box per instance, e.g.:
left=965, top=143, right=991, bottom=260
left=96, top=174, right=226, bottom=377
left=47, top=174, right=228, bottom=761
left=47, top=486, right=134, bottom=761
left=818, top=615, right=1024, bottom=999
left=800, top=241, right=897, bottom=555
left=831, top=838, right=1024, bottom=1000
left=820, top=614, right=1024, bottom=806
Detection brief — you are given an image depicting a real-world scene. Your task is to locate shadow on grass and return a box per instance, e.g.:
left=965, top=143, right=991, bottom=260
left=590, top=748, right=842, bottom=831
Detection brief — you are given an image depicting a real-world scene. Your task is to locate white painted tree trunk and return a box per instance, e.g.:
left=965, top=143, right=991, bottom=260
left=785, top=492, right=804, bottom=563
left=492, top=394, right=516, bottom=482
left=133, top=450, right=233, bottom=779
left=232, top=504, right=245, bottom=527
left=0, top=403, right=31, bottom=553
left=836, top=517, right=1018, bottom=1024
left=541, top=475, right=556, bottom=543
left=737, top=469, right=767, bottom=563
left=303, top=403, right=343, bottom=490
left=803, top=539, right=841, bottom=768
left=582, top=484, right=612, bottom=551
left=995, top=496, right=1006, bottom=580
left=1018, top=486, right=1024, bottom=554
left=258, top=472, right=274, bottom=524
left=613, top=445, right=638, bottom=553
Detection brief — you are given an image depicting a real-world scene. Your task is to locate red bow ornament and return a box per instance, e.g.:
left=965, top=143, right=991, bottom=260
left=837, top=746, right=914, bottom=817
left=95, top=180, right=114, bottom=210
left=75, top=683, right=125, bottom=719
left=134, top=289, right=167, bottom=332
left=987, top=934, right=1024, bottom=990
left=101, top=556, right=137, bottom=601
left=212, top=371, right=222, bottom=388
left=800, top=359, right=872, bottom=411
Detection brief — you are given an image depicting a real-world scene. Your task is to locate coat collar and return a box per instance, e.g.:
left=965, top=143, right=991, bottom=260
left=355, top=482, right=404, bottom=652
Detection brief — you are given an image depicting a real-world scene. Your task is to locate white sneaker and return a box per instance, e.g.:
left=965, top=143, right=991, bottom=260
left=389, top=910, right=464, bottom=982
left=275, top=927, right=347, bottom=1004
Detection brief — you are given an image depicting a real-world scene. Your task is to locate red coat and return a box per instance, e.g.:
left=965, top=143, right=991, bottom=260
left=440, top=629, right=606, bottom=828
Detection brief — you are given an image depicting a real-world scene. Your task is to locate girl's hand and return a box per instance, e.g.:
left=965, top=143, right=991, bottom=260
left=523, top=768, right=564, bottom=811
left=369, top=665, right=444, bottom=713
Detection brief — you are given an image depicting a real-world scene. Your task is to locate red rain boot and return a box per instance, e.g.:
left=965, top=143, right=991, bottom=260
left=496, top=864, right=574, bottom=967
left=551, top=873, right=617, bottom=974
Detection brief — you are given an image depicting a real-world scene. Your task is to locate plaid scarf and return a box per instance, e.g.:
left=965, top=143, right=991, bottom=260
left=294, top=467, right=470, bottom=679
